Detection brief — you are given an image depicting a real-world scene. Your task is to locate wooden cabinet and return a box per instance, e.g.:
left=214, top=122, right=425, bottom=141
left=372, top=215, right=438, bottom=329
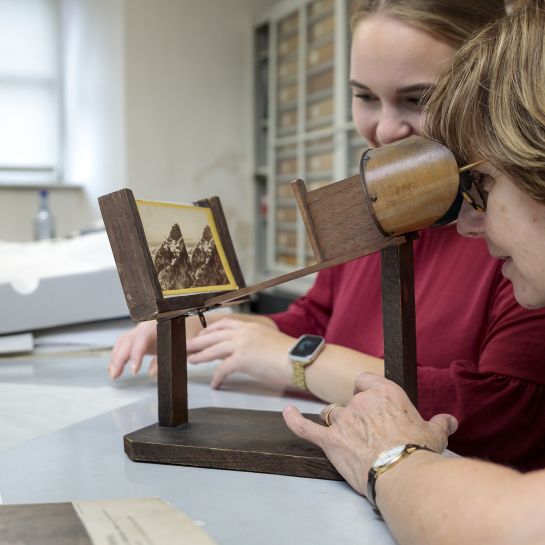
left=254, top=0, right=366, bottom=280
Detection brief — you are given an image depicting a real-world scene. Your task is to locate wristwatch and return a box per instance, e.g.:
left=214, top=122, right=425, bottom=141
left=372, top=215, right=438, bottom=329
left=367, top=444, right=434, bottom=515
left=288, top=334, right=325, bottom=390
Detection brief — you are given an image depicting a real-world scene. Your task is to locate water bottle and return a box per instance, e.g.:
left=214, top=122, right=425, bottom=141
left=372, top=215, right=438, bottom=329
left=34, top=189, right=56, bottom=240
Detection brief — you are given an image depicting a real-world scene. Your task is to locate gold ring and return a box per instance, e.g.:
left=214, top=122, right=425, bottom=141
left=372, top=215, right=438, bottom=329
left=320, top=403, right=343, bottom=427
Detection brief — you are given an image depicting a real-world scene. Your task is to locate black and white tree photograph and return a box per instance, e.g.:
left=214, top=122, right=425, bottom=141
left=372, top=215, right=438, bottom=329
left=136, top=200, right=237, bottom=295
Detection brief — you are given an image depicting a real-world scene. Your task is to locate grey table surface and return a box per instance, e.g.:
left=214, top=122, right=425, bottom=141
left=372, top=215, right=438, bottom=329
left=0, top=329, right=396, bottom=545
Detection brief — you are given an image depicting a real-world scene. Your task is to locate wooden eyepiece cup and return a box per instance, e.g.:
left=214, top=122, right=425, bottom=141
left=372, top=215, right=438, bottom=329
left=360, top=135, right=460, bottom=236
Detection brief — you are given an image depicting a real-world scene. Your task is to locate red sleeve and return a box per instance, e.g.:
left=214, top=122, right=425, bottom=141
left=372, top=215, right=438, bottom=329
left=267, top=267, right=336, bottom=338
left=419, top=366, right=545, bottom=470
left=418, top=278, right=545, bottom=471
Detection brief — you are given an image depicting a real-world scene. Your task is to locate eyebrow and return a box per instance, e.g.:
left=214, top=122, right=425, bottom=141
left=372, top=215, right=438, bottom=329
left=349, top=80, right=436, bottom=94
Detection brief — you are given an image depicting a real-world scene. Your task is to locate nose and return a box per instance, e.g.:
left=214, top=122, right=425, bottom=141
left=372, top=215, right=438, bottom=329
left=457, top=201, right=485, bottom=238
left=375, top=108, right=413, bottom=146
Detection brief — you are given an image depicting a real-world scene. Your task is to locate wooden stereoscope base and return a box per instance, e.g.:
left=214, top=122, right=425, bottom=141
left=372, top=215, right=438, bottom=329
left=99, top=186, right=418, bottom=480
left=124, top=407, right=341, bottom=480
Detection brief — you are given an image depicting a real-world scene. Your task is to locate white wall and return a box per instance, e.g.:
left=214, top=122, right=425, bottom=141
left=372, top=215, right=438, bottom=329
left=125, top=0, right=257, bottom=278
left=62, top=0, right=127, bottom=204
left=0, top=0, right=124, bottom=242
left=0, top=0, right=263, bottom=280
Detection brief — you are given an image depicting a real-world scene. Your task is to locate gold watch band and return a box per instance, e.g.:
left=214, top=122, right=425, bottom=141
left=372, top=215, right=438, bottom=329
left=292, top=361, right=308, bottom=390
left=288, top=335, right=325, bottom=390
left=367, top=444, right=434, bottom=514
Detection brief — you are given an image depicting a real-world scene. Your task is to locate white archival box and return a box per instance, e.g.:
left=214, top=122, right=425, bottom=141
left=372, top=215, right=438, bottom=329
left=0, top=231, right=128, bottom=335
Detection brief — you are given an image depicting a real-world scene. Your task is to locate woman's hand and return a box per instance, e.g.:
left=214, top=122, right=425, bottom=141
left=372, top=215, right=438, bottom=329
left=109, top=321, right=158, bottom=379
left=283, top=373, right=457, bottom=496
left=186, top=318, right=295, bottom=389
left=108, top=316, right=204, bottom=379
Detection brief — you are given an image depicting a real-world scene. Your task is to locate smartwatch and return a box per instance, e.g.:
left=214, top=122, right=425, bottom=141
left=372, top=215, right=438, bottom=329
left=288, top=334, right=325, bottom=390
left=367, top=444, right=434, bottom=516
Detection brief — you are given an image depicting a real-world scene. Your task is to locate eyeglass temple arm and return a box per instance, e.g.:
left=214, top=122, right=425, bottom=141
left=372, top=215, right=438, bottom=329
left=458, top=159, right=486, bottom=173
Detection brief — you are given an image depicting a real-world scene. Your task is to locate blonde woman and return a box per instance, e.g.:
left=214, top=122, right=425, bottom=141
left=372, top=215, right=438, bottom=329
left=285, top=2, right=545, bottom=542
left=109, top=1, right=545, bottom=470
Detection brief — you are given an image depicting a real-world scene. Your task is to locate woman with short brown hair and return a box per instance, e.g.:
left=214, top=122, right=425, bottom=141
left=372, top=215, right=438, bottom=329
left=285, top=3, right=545, bottom=542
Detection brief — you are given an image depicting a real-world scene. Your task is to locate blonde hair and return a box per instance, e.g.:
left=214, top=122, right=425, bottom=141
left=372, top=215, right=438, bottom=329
left=426, top=1, right=545, bottom=203
left=351, top=0, right=505, bottom=47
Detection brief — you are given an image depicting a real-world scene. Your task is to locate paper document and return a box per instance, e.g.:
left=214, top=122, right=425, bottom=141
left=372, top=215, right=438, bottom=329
left=0, top=497, right=217, bottom=545
left=33, top=319, right=133, bottom=352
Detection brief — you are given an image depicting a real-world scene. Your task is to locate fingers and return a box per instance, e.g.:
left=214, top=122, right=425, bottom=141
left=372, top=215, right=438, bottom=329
left=125, top=332, right=154, bottom=376
left=148, top=356, right=158, bottom=378
left=109, top=322, right=157, bottom=380
left=353, top=372, right=391, bottom=394
left=109, top=333, right=147, bottom=379
left=196, top=317, right=245, bottom=335
left=187, top=329, right=234, bottom=357
left=109, top=334, right=133, bottom=379
left=282, top=406, right=327, bottom=448
left=320, top=403, right=344, bottom=427
left=429, top=413, right=459, bottom=437
left=210, top=358, right=240, bottom=389
left=187, top=337, right=235, bottom=364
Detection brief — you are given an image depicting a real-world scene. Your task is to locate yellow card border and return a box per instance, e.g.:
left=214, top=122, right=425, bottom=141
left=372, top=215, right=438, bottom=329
left=136, top=199, right=238, bottom=296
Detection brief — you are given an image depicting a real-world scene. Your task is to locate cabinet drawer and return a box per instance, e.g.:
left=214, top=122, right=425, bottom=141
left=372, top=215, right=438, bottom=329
left=277, top=157, right=297, bottom=176
left=306, top=97, right=333, bottom=122
left=307, top=41, right=334, bottom=67
left=276, top=207, right=298, bottom=223
left=278, top=58, right=298, bottom=80
left=278, top=109, right=297, bottom=130
left=307, top=68, right=333, bottom=94
left=306, top=151, right=333, bottom=173
left=278, top=12, right=298, bottom=36
left=308, top=0, right=334, bottom=19
left=276, top=230, right=297, bottom=248
left=279, top=83, right=298, bottom=105
left=308, top=14, right=334, bottom=42
left=278, top=33, right=298, bottom=57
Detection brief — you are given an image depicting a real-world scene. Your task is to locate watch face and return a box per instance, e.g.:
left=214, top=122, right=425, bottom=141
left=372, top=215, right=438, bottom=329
left=290, top=335, right=324, bottom=358
left=374, top=445, right=406, bottom=468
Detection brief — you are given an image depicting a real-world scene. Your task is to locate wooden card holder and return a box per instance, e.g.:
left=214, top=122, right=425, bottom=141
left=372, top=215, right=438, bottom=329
left=99, top=189, right=346, bottom=480
left=99, top=136, right=460, bottom=480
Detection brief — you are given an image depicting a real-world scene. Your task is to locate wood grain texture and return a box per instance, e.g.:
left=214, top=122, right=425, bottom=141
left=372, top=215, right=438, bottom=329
left=157, top=316, right=188, bottom=427
left=0, top=503, right=93, bottom=545
left=302, top=175, right=393, bottom=261
left=124, top=407, right=342, bottom=480
left=98, top=189, right=162, bottom=322
left=364, top=136, right=459, bottom=235
left=381, top=239, right=418, bottom=406
left=291, top=179, right=324, bottom=261
left=99, top=192, right=247, bottom=322
left=195, top=196, right=246, bottom=290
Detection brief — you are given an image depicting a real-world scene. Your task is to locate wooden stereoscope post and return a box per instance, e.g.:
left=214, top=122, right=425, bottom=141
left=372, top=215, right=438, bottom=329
left=99, top=135, right=460, bottom=480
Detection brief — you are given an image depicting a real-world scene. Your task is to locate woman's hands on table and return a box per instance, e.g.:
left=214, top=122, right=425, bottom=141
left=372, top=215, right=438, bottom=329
left=108, top=316, right=206, bottom=379
left=187, top=318, right=295, bottom=389
left=108, top=313, right=291, bottom=385
left=283, top=373, right=457, bottom=495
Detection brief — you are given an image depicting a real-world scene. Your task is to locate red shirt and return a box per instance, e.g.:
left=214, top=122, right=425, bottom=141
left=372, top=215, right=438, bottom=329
left=270, top=224, right=545, bottom=470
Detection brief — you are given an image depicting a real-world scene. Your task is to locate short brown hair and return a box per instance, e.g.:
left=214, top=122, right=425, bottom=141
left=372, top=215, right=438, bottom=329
left=351, top=0, right=505, bottom=47
left=425, top=1, right=545, bottom=203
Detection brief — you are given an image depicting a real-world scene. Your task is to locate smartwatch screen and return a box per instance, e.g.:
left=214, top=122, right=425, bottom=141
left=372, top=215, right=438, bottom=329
left=291, top=335, right=324, bottom=358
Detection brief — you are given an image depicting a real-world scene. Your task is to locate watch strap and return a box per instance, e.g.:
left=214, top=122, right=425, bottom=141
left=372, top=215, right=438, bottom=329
left=292, top=361, right=308, bottom=390
left=288, top=335, right=325, bottom=390
left=367, top=444, right=434, bottom=516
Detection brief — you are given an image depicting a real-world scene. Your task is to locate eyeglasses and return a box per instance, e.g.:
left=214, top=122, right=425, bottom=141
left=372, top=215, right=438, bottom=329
left=459, top=170, right=486, bottom=212
left=458, top=160, right=487, bottom=212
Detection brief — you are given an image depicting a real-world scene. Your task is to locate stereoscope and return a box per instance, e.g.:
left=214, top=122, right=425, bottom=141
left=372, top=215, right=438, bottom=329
left=99, top=135, right=460, bottom=479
